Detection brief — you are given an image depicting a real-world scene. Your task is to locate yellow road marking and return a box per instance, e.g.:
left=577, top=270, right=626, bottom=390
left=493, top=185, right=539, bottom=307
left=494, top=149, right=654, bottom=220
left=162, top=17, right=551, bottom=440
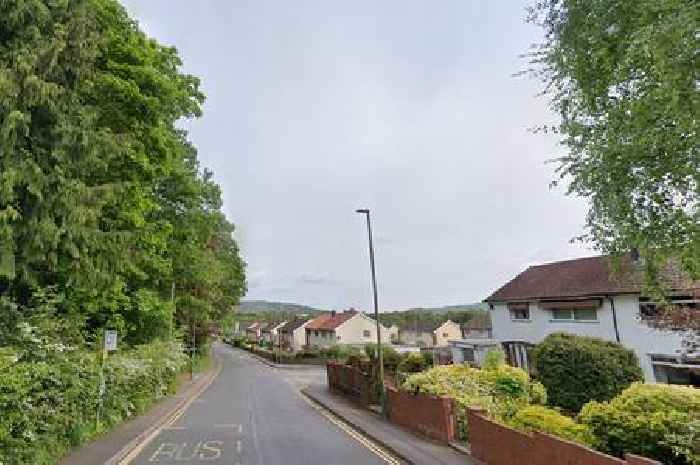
left=118, top=357, right=223, bottom=465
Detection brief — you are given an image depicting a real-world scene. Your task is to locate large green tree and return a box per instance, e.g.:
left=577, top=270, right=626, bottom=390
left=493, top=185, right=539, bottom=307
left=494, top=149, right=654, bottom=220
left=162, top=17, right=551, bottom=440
left=527, top=1, right=699, bottom=290
left=0, top=0, right=246, bottom=346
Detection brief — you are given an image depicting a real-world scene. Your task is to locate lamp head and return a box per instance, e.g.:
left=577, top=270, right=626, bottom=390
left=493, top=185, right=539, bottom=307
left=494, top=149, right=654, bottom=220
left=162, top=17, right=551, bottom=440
left=355, top=209, right=369, bottom=214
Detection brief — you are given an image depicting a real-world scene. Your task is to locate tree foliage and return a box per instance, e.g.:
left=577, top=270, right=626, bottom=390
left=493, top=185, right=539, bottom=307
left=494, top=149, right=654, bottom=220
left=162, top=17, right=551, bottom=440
left=526, top=0, right=699, bottom=288
left=0, top=0, right=246, bottom=347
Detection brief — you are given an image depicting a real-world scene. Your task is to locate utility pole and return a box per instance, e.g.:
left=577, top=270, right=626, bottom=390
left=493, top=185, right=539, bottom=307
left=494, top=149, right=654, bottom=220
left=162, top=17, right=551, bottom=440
left=356, top=208, right=385, bottom=413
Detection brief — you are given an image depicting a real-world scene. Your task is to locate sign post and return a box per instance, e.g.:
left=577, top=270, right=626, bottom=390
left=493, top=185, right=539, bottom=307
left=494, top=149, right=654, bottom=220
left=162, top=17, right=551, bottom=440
left=96, top=330, right=117, bottom=430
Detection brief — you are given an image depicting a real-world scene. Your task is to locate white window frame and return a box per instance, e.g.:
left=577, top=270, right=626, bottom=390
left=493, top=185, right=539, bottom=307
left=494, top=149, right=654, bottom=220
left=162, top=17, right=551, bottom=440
left=550, top=307, right=599, bottom=322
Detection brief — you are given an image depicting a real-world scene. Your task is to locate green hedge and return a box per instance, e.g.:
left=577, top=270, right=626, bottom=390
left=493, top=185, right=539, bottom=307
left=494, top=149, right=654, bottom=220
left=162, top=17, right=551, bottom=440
left=506, top=405, right=595, bottom=446
left=0, top=342, right=187, bottom=465
left=532, top=332, right=643, bottom=412
left=579, top=383, right=700, bottom=465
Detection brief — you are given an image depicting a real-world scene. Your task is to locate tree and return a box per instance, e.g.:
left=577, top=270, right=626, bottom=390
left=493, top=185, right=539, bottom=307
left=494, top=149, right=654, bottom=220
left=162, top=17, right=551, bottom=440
left=526, top=1, right=699, bottom=295
left=0, top=0, right=246, bottom=347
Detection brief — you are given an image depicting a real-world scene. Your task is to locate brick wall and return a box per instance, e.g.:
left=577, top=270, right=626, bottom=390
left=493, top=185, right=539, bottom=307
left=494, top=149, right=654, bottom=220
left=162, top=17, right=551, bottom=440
left=386, top=386, right=456, bottom=443
left=467, top=408, right=661, bottom=465
left=326, top=362, right=378, bottom=405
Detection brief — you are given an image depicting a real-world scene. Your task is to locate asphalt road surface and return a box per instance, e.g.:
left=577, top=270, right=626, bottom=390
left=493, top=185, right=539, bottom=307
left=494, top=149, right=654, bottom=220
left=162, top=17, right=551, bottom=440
left=128, top=343, right=397, bottom=465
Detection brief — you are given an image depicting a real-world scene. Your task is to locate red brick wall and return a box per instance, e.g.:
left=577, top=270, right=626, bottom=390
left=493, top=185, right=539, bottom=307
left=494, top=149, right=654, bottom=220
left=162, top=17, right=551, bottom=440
left=467, top=408, right=662, bottom=465
left=386, top=386, right=456, bottom=443
left=326, top=362, right=378, bottom=405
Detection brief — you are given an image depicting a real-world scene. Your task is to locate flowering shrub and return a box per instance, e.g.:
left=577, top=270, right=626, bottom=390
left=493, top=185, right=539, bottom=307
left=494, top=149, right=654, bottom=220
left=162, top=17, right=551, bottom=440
left=402, top=362, right=546, bottom=440
left=506, top=405, right=595, bottom=446
left=579, top=383, right=700, bottom=465
left=0, top=341, right=186, bottom=465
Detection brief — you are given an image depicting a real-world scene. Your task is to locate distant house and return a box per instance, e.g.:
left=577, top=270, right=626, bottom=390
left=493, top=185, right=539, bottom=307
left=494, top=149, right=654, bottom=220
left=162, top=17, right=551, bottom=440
left=461, top=313, right=492, bottom=339
left=278, top=318, right=311, bottom=352
left=433, top=320, right=462, bottom=347
left=260, top=321, right=287, bottom=346
left=305, top=309, right=395, bottom=349
left=485, top=254, right=699, bottom=385
left=398, top=320, right=440, bottom=347
left=245, top=322, right=263, bottom=343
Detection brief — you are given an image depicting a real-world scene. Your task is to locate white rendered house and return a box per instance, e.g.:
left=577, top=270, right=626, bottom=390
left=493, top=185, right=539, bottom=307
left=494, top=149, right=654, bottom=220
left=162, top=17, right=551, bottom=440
left=485, top=255, right=699, bottom=385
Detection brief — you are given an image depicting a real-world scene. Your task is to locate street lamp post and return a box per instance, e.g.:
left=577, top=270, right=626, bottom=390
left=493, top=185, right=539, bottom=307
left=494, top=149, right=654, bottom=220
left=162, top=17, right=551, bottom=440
left=355, top=208, right=385, bottom=412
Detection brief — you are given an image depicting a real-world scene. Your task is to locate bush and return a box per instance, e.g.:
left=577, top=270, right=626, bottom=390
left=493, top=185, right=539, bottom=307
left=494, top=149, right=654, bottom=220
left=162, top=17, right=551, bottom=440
left=0, top=341, right=187, bottom=465
left=402, top=359, right=546, bottom=440
left=398, top=353, right=428, bottom=373
left=364, top=344, right=401, bottom=372
left=533, top=332, right=643, bottom=412
left=506, top=405, right=594, bottom=446
left=579, top=383, right=700, bottom=465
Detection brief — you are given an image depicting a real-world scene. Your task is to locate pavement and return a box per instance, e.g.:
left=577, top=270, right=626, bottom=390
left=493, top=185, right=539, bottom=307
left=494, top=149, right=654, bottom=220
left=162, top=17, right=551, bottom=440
left=301, top=385, right=481, bottom=465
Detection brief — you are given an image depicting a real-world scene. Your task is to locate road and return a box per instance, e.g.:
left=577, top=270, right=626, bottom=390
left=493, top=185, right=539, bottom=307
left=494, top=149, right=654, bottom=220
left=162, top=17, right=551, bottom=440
left=128, top=343, right=399, bottom=465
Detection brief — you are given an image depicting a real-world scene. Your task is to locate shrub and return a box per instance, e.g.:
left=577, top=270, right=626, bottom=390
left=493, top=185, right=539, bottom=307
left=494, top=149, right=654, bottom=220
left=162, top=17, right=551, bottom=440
left=506, top=405, right=594, bottom=446
left=0, top=341, right=186, bottom=465
left=398, top=353, right=427, bottom=373
left=364, top=344, right=401, bottom=372
left=402, top=360, right=546, bottom=440
left=533, top=332, right=643, bottom=412
left=579, top=383, right=700, bottom=465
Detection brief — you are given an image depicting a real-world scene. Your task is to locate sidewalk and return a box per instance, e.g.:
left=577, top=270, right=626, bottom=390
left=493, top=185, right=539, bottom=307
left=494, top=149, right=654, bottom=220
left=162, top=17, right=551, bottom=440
left=60, top=360, right=220, bottom=465
left=301, top=384, right=482, bottom=465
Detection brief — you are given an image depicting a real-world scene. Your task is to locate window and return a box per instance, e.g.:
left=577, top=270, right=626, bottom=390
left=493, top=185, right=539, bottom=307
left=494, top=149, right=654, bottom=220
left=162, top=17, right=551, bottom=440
left=314, top=331, right=319, bottom=337
left=363, top=330, right=371, bottom=338
left=551, top=308, right=598, bottom=321
left=442, top=333, right=449, bottom=338
left=508, top=304, right=530, bottom=321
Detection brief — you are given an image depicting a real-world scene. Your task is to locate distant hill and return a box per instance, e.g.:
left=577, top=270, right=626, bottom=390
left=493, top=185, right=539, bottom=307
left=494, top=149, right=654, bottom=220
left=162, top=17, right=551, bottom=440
left=236, top=300, right=323, bottom=315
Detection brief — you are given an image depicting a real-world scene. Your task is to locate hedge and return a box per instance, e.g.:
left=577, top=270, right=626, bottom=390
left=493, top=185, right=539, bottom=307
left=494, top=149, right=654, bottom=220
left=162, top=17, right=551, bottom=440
left=506, top=405, right=595, bottom=446
left=532, top=332, right=643, bottom=412
left=0, top=341, right=187, bottom=465
left=402, top=360, right=547, bottom=440
left=579, top=383, right=700, bottom=465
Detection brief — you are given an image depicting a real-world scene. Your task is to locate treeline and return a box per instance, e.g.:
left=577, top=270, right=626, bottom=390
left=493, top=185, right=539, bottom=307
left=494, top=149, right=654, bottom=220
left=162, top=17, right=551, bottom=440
left=0, top=0, right=246, bottom=348
left=378, top=309, right=489, bottom=328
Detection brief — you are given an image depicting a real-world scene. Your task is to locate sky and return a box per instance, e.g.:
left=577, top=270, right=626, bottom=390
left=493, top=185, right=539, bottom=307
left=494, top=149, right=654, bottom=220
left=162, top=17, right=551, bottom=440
left=121, top=0, right=592, bottom=311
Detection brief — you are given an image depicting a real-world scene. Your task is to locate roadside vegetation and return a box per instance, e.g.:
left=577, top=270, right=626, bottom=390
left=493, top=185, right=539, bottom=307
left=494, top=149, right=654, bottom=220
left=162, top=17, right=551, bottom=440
left=0, top=1, right=246, bottom=464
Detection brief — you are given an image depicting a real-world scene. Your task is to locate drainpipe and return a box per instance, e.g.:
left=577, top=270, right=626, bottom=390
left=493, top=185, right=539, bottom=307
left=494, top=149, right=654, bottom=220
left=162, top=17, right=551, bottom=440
left=607, top=296, right=621, bottom=343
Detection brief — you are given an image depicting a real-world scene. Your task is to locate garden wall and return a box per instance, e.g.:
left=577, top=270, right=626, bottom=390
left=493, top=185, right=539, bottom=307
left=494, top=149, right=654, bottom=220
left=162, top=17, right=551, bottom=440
left=467, top=408, right=661, bottom=465
left=326, top=362, right=378, bottom=405
left=386, top=386, right=456, bottom=443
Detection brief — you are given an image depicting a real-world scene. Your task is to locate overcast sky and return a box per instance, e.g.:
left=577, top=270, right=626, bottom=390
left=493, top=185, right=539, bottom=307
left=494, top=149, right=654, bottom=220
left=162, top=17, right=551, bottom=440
left=121, top=0, right=592, bottom=311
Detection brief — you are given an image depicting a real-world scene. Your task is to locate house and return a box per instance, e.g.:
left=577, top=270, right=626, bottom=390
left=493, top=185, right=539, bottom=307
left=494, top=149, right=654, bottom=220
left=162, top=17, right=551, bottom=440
left=397, top=320, right=440, bottom=347
left=245, top=322, right=263, bottom=343
left=433, top=320, right=462, bottom=347
left=398, top=319, right=462, bottom=347
left=260, top=321, right=286, bottom=346
left=485, top=254, right=699, bottom=385
left=305, top=309, right=395, bottom=349
left=461, top=312, right=492, bottom=339
left=278, top=318, right=311, bottom=352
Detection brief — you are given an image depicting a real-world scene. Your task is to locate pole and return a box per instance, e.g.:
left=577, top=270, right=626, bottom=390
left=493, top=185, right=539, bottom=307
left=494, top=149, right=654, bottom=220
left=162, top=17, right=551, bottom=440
left=357, top=209, right=384, bottom=413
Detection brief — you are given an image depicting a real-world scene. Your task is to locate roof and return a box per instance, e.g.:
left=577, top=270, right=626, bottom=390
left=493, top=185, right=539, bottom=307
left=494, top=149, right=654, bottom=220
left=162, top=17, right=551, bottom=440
left=278, top=318, right=310, bottom=333
left=486, top=255, right=699, bottom=302
left=397, top=320, right=441, bottom=333
left=261, top=321, right=286, bottom=332
left=246, top=322, right=262, bottom=330
left=305, top=310, right=358, bottom=331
